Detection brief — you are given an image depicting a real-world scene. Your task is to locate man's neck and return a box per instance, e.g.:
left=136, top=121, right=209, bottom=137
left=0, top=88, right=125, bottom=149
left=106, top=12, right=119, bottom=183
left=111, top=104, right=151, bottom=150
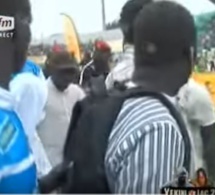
left=133, top=67, right=189, bottom=96
left=0, top=40, right=14, bottom=90
left=50, top=77, right=68, bottom=93
left=0, top=77, right=10, bottom=90
left=0, top=51, right=13, bottom=90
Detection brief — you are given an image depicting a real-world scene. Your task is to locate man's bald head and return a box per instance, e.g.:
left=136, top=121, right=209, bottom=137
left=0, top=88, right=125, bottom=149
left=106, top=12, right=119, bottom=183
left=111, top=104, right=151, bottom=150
left=0, top=0, right=31, bottom=22
left=132, top=1, right=196, bottom=95
left=134, top=1, right=196, bottom=67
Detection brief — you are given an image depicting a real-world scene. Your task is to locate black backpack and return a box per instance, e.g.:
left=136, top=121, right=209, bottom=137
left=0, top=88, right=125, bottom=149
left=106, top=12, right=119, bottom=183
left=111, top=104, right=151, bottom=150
left=62, top=87, right=191, bottom=193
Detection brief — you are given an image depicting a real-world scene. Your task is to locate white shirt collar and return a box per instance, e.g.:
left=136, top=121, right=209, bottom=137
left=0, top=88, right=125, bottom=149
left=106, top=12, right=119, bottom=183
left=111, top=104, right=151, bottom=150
left=0, top=87, right=16, bottom=110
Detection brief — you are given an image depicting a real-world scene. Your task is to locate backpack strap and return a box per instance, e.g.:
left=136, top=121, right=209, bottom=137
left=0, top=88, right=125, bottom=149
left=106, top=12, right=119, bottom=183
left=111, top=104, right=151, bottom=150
left=63, top=88, right=191, bottom=193
left=64, top=95, right=127, bottom=193
left=121, top=88, right=191, bottom=172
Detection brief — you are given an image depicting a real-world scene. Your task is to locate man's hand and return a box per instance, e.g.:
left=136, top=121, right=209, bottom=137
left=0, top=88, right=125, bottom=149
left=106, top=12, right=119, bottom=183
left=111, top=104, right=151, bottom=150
left=38, top=161, right=73, bottom=193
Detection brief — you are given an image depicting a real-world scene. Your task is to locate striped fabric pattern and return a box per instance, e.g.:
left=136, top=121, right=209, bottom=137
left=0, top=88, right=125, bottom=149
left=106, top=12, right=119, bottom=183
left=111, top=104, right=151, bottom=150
left=105, top=97, right=185, bottom=193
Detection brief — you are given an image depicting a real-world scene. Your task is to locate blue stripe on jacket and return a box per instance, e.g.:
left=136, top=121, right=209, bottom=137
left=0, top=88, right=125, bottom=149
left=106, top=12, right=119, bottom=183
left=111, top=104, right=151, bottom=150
left=0, top=108, right=37, bottom=193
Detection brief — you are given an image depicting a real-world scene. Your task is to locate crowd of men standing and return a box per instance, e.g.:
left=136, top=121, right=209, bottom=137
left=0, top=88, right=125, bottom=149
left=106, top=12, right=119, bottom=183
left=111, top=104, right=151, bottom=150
left=1, top=0, right=215, bottom=193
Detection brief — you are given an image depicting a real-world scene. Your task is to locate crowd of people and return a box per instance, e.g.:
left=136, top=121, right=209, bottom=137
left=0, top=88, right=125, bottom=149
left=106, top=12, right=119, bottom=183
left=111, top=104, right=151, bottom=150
left=1, top=0, right=215, bottom=193
left=196, top=49, right=215, bottom=72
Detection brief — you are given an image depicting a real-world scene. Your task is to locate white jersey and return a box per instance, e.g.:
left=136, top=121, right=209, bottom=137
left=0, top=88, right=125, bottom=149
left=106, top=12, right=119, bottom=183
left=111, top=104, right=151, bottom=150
left=176, top=79, right=215, bottom=176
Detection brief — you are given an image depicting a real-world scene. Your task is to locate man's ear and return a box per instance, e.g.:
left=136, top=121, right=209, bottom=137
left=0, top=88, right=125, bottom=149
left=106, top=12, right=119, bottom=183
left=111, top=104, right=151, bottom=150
left=121, top=23, right=133, bottom=44
left=13, top=19, right=31, bottom=74
left=190, top=46, right=195, bottom=68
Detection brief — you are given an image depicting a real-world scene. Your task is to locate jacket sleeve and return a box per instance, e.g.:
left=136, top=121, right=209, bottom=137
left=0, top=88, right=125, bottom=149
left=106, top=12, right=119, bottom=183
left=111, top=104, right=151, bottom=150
left=63, top=99, right=89, bottom=161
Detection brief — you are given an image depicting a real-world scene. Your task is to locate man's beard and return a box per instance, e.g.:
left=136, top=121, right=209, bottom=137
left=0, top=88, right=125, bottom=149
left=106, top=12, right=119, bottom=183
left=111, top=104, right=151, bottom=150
left=52, top=78, right=69, bottom=92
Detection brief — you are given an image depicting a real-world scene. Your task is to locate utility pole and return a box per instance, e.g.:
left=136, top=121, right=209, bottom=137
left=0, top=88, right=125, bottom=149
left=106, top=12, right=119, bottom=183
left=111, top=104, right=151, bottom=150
left=101, top=0, right=106, bottom=30
left=209, top=0, right=215, bottom=4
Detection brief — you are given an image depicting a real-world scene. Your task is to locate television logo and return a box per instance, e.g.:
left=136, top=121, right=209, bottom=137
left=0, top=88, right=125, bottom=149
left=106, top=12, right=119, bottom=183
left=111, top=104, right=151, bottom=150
left=0, top=15, right=14, bottom=38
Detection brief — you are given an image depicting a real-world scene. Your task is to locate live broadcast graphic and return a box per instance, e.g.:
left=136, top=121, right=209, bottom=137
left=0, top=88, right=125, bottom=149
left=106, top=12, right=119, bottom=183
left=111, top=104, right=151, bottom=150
left=161, top=168, right=215, bottom=195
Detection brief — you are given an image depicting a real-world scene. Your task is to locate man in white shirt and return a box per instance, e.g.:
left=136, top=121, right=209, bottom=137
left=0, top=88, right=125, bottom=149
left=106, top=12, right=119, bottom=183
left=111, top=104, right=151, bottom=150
left=177, top=79, right=215, bottom=178
left=38, top=52, right=85, bottom=166
left=10, top=61, right=52, bottom=177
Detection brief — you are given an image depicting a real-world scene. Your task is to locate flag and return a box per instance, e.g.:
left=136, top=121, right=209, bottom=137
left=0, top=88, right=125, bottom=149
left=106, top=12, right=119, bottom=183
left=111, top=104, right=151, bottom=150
left=192, top=73, right=215, bottom=104
left=62, top=14, right=82, bottom=63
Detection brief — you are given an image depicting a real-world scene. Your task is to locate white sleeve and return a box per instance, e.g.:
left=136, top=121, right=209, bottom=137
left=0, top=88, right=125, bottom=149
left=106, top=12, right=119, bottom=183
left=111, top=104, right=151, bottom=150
left=105, top=71, right=115, bottom=90
left=11, top=79, right=47, bottom=134
left=78, top=86, right=86, bottom=100
left=187, top=84, right=215, bottom=127
left=10, top=76, right=51, bottom=176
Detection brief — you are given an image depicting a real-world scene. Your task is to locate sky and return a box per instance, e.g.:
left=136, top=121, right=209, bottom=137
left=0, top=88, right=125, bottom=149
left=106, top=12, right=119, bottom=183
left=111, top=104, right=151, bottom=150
left=30, top=0, right=215, bottom=39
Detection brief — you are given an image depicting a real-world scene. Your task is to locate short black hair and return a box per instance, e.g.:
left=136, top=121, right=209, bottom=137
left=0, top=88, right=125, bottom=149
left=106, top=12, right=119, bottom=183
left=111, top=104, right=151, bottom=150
left=134, top=1, right=196, bottom=67
left=120, top=0, right=152, bottom=44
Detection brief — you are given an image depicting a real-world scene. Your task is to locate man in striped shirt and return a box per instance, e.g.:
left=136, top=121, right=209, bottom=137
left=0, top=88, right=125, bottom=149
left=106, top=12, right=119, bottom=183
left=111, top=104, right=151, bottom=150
left=105, top=1, right=196, bottom=193
left=106, top=0, right=215, bottom=182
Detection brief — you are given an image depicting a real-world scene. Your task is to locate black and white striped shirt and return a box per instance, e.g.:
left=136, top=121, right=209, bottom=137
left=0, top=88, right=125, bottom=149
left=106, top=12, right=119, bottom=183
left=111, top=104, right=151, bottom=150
left=105, top=97, right=185, bottom=193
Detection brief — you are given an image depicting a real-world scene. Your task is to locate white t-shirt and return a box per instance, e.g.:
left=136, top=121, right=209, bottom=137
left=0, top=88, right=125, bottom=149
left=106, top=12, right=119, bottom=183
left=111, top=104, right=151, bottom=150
left=176, top=79, right=215, bottom=175
left=105, top=46, right=134, bottom=90
left=38, top=78, right=86, bottom=166
left=9, top=72, right=52, bottom=177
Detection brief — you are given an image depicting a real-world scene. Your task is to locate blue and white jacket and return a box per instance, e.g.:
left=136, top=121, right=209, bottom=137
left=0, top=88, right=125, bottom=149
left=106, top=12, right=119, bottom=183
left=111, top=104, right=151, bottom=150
left=0, top=87, right=37, bottom=193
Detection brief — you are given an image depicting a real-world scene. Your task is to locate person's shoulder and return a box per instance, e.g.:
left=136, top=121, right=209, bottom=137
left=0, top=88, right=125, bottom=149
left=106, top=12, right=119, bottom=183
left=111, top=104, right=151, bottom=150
left=187, top=79, right=212, bottom=103
left=67, top=83, right=84, bottom=91
left=11, top=73, right=47, bottom=98
left=117, top=97, right=180, bottom=130
left=177, top=79, right=215, bottom=124
left=67, top=84, right=85, bottom=96
left=178, top=79, right=211, bottom=104
left=187, top=79, right=207, bottom=91
left=10, top=73, right=35, bottom=93
left=12, top=72, right=41, bottom=85
left=112, top=55, right=134, bottom=73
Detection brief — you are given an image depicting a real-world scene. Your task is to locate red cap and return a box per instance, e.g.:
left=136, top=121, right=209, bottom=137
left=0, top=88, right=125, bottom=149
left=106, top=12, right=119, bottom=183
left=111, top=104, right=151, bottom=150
left=95, top=41, right=111, bottom=52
